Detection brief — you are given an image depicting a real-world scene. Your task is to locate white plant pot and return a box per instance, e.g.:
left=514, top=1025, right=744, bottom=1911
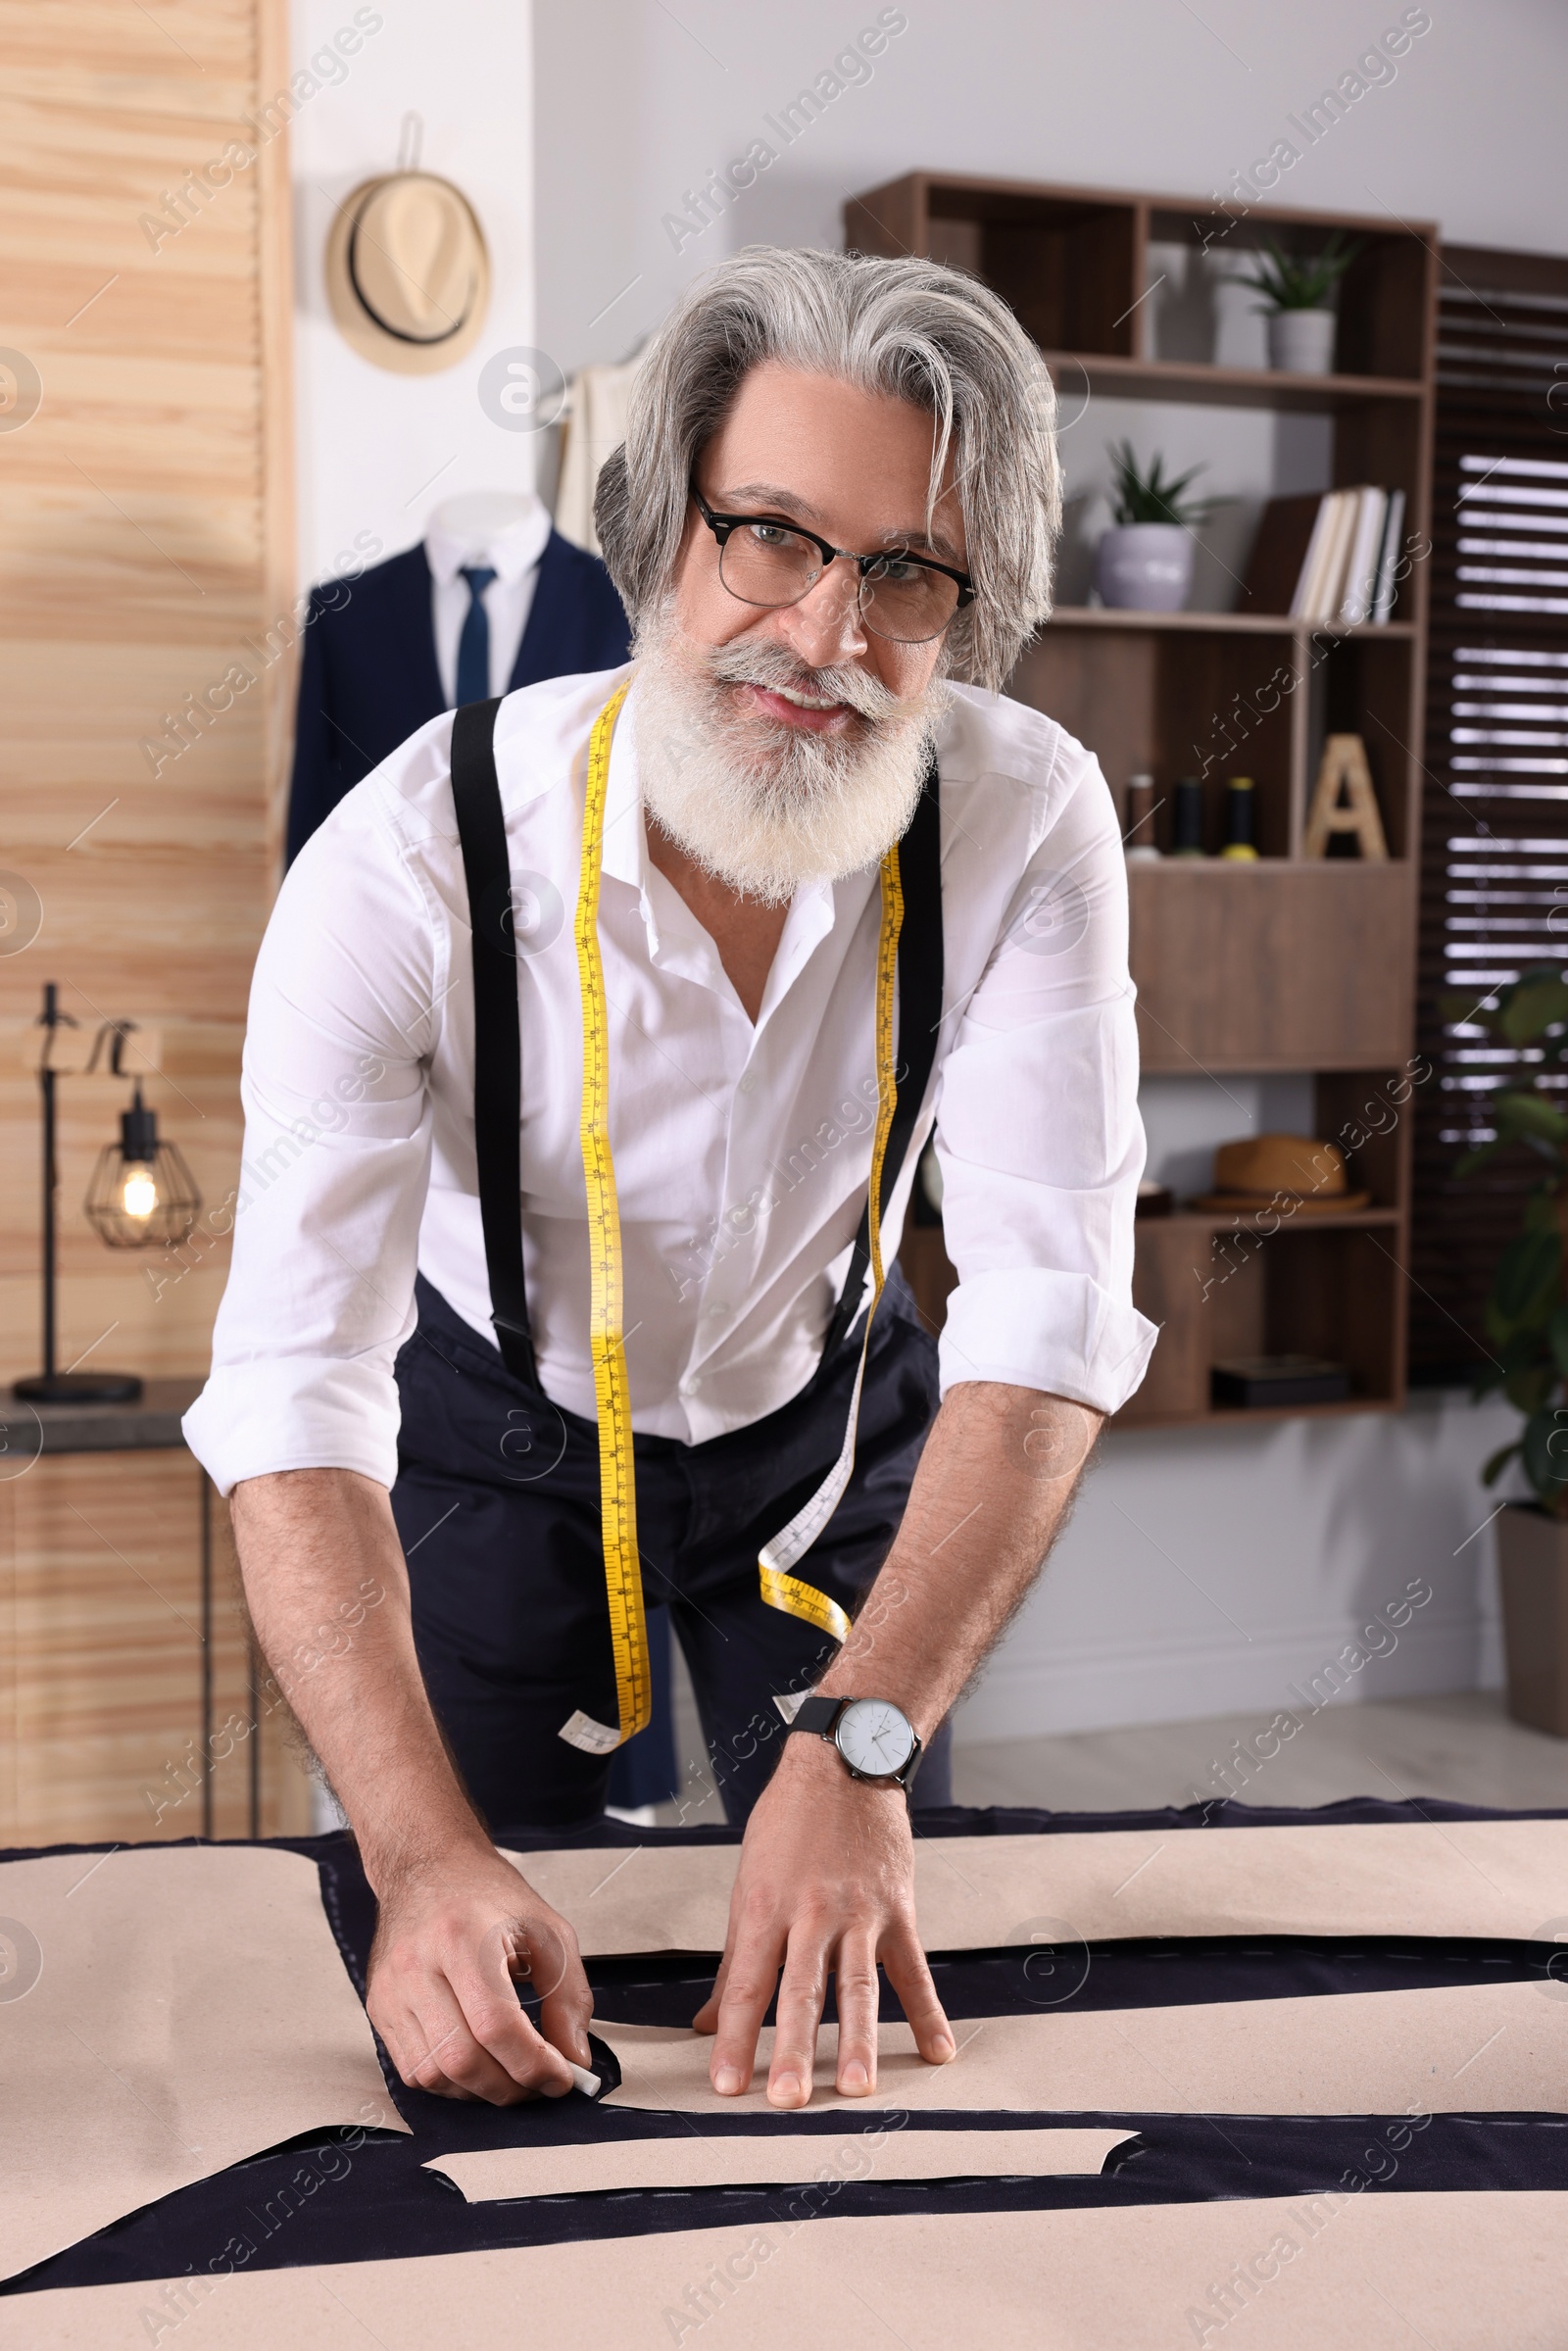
left=1266, top=309, right=1338, bottom=375
left=1094, top=522, right=1194, bottom=612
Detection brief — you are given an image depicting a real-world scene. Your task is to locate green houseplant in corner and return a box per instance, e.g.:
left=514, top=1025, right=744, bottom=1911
left=1452, top=965, right=1568, bottom=1733
left=1239, top=231, right=1362, bottom=376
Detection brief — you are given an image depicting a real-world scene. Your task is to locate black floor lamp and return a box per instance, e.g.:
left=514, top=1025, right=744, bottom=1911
left=13, top=982, right=201, bottom=1404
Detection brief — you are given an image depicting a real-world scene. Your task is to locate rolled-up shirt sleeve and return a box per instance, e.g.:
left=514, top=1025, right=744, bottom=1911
left=935, top=736, right=1156, bottom=1417
left=182, top=786, right=446, bottom=1495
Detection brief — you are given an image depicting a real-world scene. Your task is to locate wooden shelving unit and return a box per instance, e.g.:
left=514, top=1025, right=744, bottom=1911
left=853, top=171, right=1437, bottom=1429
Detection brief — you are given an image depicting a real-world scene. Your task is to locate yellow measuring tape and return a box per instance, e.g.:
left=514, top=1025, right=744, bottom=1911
left=559, top=684, right=903, bottom=1754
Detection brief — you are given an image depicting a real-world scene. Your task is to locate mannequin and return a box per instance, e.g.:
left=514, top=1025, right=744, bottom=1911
left=280, top=485, right=667, bottom=1814
left=284, top=478, right=631, bottom=864
left=423, top=488, right=553, bottom=707
left=428, top=488, right=538, bottom=547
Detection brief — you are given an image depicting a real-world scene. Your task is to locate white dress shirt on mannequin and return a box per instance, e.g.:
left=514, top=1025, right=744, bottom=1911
left=425, top=490, right=554, bottom=705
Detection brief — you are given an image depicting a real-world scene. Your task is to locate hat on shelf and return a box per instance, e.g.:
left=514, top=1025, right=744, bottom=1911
left=1189, top=1133, right=1370, bottom=1215
left=324, top=172, right=490, bottom=374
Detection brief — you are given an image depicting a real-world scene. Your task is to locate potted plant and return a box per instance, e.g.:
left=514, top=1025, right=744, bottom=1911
left=1093, top=443, right=1224, bottom=612
left=1452, top=966, right=1568, bottom=1734
left=1239, top=231, right=1362, bottom=376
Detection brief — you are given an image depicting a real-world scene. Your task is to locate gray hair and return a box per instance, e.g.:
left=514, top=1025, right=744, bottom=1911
left=594, top=246, right=1061, bottom=691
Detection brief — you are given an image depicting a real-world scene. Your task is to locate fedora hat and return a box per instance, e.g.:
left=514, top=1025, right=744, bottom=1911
left=325, top=172, right=490, bottom=375
left=1189, top=1133, right=1370, bottom=1215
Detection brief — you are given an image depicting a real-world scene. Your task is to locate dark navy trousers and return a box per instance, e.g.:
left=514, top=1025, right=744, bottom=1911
left=391, top=1273, right=949, bottom=1834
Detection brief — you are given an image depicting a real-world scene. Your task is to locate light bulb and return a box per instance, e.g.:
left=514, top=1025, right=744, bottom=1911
left=121, top=1168, right=159, bottom=1220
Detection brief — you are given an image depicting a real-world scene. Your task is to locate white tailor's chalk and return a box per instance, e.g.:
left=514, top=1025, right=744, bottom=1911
left=567, top=2061, right=602, bottom=2098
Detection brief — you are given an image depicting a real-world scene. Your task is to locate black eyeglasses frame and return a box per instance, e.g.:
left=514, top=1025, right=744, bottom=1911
left=690, top=480, right=973, bottom=639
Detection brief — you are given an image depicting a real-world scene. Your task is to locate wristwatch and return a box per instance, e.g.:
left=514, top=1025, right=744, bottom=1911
left=784, top=1694, right=924, bottom=1790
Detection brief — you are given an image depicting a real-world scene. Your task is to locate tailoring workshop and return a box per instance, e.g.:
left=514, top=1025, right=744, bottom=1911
left=3, top=1, right=1568, bottom=2341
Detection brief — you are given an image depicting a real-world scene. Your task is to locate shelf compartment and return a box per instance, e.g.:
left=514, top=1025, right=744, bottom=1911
left=1306, top=630, right=1418, bottom=857
left=1127, top=862, right=1413, bottom=1071
left=1120, top=1216, right=1402, bottom=1426
left=1145, top=210, right=1435, bottom=384
left=847, top=176, right=1140, bottom=355
left=1013, top=622, right=1298, bottom=857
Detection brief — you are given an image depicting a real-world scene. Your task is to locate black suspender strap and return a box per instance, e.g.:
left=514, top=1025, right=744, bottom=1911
left=818, top=752, right=945, bottom=1367
left=450, top=697, right=539, bottom=1390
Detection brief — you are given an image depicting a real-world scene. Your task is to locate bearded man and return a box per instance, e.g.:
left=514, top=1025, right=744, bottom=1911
left=185, top=246, right=1155, bottom=2115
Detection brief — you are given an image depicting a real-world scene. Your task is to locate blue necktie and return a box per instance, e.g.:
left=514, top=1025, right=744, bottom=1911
left=455, top=564, right=496, bottom=706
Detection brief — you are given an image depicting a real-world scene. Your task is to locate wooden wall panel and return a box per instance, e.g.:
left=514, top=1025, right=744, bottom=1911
left=0, top=3, right=301, bottom=1846
left=0, top=1449, right=313, bottom=1846
left=0, top=0, right=292, bottom=1385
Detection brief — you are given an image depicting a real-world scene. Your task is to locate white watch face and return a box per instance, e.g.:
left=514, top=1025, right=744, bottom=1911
left=835, top=1698, right=915, bottom=1779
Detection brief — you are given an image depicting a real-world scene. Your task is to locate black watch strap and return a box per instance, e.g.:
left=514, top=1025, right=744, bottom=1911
left=788, top=1695, right=846, bottom=1739
left=784, top=1694, right=924, bottom=1790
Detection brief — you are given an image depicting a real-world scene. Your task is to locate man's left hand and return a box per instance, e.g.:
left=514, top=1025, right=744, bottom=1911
left=692, top=1734, right=955, bottom=2104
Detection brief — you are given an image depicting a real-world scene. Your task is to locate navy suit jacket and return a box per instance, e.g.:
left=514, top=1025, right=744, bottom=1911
left=284, top=531, right=632, bottom=865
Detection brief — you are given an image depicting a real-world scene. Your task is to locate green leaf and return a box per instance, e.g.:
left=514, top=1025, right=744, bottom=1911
left=1505, top=1366, right=1557, bottom=1416
left=1550, top=1308, right=1568, bottom=1382
left=1521, top=1405, right=1568, bottom=1505
left=1492, top=1090, right=1568, bottom=1144
left=1453, top=1138, right=1510, bottom=1180
left=1500, top=977, right=1568, bottom=1046
left=1481, top=1440, right=1522, bottom=1488
left=1524, top=1187, right=1562, bottom=1231
left=1238, top=230, right=1363, bottom=311
left=1488, top=1225, right=1562, bottom=1336
left=1106, top=440, right=1229, bottom=529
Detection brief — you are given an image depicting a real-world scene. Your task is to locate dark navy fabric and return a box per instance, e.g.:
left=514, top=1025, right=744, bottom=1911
left=283, top=532, right=631, bottom=865
left=6, top=1799, right=1568, bottom=2299
left=454, top=564, right=497, bottom=708
left=390, top=1270, right=950, bottom=1832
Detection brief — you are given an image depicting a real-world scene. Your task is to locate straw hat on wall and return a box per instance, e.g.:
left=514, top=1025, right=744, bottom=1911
left=324, top=172, right=490, bottom=374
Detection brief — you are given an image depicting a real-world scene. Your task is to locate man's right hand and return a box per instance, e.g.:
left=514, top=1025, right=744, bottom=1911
left=228, top=1471, right=596, bottom=2104
left=367, top=1846, right=595, bottom=2104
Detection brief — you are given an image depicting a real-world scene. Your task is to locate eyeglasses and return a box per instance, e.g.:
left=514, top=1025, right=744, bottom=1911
left=691, top=482, right=973, bottom=645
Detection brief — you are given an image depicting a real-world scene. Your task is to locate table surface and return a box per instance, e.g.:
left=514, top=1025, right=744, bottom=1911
left=4, top=1798, right=1568, bottom=2305
left=2, top=1378, right=203, bottom=1457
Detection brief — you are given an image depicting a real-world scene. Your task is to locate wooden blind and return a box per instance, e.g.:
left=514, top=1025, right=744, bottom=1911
left=1409, top=245, right=1568, bottom=1379
left=0, top=1, right=311, bottom=1842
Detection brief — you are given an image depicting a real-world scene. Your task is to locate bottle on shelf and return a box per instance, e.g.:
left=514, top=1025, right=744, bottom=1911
left=1124, top=771, right=1161, bottom=861
left=1220, top=775, right=1259, bottom=861
left=1171, top=776, right=1206, bottom=859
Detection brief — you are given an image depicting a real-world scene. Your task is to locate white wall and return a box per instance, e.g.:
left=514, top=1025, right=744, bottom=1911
left=533, top=0, right=1568, bottom=370
left=291, top=0, right=537, bottom=589
left=524, top=0, right=1568, bottom=1739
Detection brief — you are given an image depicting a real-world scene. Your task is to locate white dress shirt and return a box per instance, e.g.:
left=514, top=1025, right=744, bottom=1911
left=426, top=498, right=553, bottom=705
left=183, top=665, right=1155, bottom=1496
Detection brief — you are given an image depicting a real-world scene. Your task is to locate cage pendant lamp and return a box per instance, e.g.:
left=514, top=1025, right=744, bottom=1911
left=84, top=1082, right=201, bottom=1249
left=12, top=984, right=202, bottom=1408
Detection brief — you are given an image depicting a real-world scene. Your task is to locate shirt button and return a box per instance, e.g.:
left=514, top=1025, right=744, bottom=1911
left=707, top=1304, right=727, bottom=1321
left=738, top=1072, right=756, bottom=1095
left=680, top=1374, right=702, bottom=1396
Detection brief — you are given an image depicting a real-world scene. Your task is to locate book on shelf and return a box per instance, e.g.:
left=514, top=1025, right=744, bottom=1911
left=1242, top=485, right=1405, bottom=624
left=1306, top=490, right=1358, bottom=620
left=1338, top=488, right=1388, bottom=624
left=1370, top=487, right=1406, bottom=624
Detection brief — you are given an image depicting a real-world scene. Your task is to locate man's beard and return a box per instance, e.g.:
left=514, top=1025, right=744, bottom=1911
left=631, top=606, right=948, bottom=906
